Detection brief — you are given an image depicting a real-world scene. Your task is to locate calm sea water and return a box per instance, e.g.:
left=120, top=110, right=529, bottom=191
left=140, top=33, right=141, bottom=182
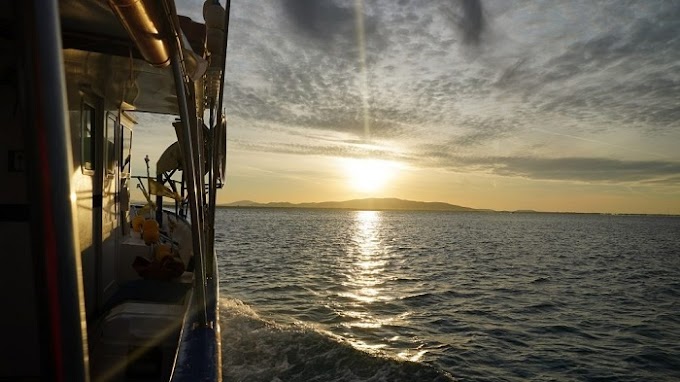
left=215, top=208, right=680, bottom=381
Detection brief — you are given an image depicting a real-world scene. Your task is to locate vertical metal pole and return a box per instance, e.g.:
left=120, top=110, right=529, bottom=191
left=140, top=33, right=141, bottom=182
left=206, top=101, right=216, bottom=271
left=171, top=53, right=208, bottom=326
left=19, top=1, right=89, bottom=380
left=155, top=174, right=163, bottom=225
left=215, top=0, right=231, bottom=127
left=208, top=0, right=231, bottom=279
left=191, top=112, right=206, bottom=255
left=180, top=172, right=185, bottom=218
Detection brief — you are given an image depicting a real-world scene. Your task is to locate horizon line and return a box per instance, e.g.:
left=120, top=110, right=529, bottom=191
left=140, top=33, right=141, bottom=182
left=215, top=197, right=680, bottom=217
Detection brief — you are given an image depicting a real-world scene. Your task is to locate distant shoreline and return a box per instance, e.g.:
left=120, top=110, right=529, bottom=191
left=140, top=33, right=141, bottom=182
left=218, top=205, right=679, bottom=217
left=217, top=205, right=493, bottom=213
left=215, top=198, right=679, bottom=217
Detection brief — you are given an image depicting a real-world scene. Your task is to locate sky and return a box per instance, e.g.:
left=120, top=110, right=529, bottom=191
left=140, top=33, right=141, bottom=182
left=132, top=0, right=680, bottom=214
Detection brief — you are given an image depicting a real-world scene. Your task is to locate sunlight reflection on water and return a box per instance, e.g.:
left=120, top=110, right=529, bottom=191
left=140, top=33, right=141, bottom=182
left=338, top=211, right=420, bottom=358
left=344, top=211, right=386, bottom=305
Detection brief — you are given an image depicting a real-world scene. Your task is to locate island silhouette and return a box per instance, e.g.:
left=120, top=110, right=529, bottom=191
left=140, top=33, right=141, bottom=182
left=215, top=198, right=678, bottom=216
left=221, top=197, right=499, bottom=212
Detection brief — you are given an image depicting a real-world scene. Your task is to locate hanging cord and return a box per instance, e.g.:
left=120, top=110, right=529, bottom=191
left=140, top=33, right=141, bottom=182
left=122, top=48, right=136, bottom=104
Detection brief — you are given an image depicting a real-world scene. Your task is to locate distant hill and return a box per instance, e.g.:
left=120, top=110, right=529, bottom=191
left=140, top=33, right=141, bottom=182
left=221, top=197, right=488, bottom=212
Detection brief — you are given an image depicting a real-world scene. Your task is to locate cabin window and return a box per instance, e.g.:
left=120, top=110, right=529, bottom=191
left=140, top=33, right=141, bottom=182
left=105, top=113, right=117, bottom=175
left=121, top=125, right=132, bottom=174
left=81, top=103, right=95, bottom=172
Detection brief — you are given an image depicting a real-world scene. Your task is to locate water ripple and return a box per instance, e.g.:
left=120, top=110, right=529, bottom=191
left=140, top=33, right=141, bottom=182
left=217, top=209, right=680, bottom=381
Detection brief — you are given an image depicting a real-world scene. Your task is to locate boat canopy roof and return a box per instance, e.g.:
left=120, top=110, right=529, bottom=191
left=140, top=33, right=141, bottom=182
left=60, top=0, right=215, bottom=115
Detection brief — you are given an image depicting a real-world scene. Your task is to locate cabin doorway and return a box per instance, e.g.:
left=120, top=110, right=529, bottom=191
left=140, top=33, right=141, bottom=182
left=119, top=110, right=134, bottom=237
left=79, top=95, right=122, bottom=319
left=79, top=94, right=100, bottom=320
left=99, top=112, right=120, bottom=306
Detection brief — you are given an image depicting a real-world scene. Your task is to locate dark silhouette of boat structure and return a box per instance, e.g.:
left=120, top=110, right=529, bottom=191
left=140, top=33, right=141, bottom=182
left=1, top=0, right=228, bottom=380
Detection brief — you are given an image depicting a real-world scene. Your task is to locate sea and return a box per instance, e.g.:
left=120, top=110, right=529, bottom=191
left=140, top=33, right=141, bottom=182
left=214, top=208, right=680, bottom=382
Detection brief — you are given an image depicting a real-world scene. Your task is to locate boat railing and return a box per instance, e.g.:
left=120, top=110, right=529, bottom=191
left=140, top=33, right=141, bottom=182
left=115, top=0, right=229, bottom=379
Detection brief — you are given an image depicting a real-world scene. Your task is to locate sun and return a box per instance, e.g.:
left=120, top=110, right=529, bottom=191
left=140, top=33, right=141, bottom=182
left=342, top=158, right=398, bottom=193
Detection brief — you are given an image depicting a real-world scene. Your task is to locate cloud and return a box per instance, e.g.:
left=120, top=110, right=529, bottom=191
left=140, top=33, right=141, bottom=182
left=416, top=146, right=680, bottom=184
left=222, top=0, right=680, bottom=183
left=230, top=134, right=680, bottom=186
left=225, top=1, right=495, bottom=141
left=639, top=175, right=680, bottom=186
left=231, top=140, right=393, bottom=160
left=488, top=157, right=680, bottom=184
left=279, top=0, right=389, bottom=62
left=486, top=0, right=680, bottom=133
left=447, top=0, right=485, bottom=45
left=281, top=0, right=356, bottom=40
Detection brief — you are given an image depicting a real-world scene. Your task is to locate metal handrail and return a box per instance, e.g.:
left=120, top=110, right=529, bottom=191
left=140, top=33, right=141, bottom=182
left=206, top=0, right=231, bottom=276
left=159, top=0, right=209, bottom=327
left=170, top=54, right=209, bottom=326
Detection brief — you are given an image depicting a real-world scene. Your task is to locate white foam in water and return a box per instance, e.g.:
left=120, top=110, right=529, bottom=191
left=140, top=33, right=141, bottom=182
left=219, top=297, right=454, bottom=382
left=398, top=348, right=429, bottom=363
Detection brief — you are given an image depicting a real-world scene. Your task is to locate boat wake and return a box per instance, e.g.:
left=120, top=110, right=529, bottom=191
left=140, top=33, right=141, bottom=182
left=219, top=297, right=454, bottom=382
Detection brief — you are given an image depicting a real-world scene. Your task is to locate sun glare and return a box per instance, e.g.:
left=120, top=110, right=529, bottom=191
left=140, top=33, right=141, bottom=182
left=342, top=158, right=398, bottom=193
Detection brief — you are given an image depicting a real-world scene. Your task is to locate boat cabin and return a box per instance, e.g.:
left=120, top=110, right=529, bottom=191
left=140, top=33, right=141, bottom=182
left=0, top=0, right=227, bottom=380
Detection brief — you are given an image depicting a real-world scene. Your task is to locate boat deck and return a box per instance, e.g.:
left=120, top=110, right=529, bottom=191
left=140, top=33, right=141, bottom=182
left=88, top=278, right=193, bottom=381
left=87, top=208, right=195, bottom=382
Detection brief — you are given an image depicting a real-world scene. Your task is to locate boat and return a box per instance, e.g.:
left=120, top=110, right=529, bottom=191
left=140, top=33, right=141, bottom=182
left=1, top=0, right=228, bottom=380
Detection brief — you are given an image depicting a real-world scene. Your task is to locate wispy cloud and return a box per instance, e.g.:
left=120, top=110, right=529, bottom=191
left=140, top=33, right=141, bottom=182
left=231, top=136, right=680, bottom=186
left=416, top=145, right=680, bottom=184
left=477, top=156, right=680, bottom=184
